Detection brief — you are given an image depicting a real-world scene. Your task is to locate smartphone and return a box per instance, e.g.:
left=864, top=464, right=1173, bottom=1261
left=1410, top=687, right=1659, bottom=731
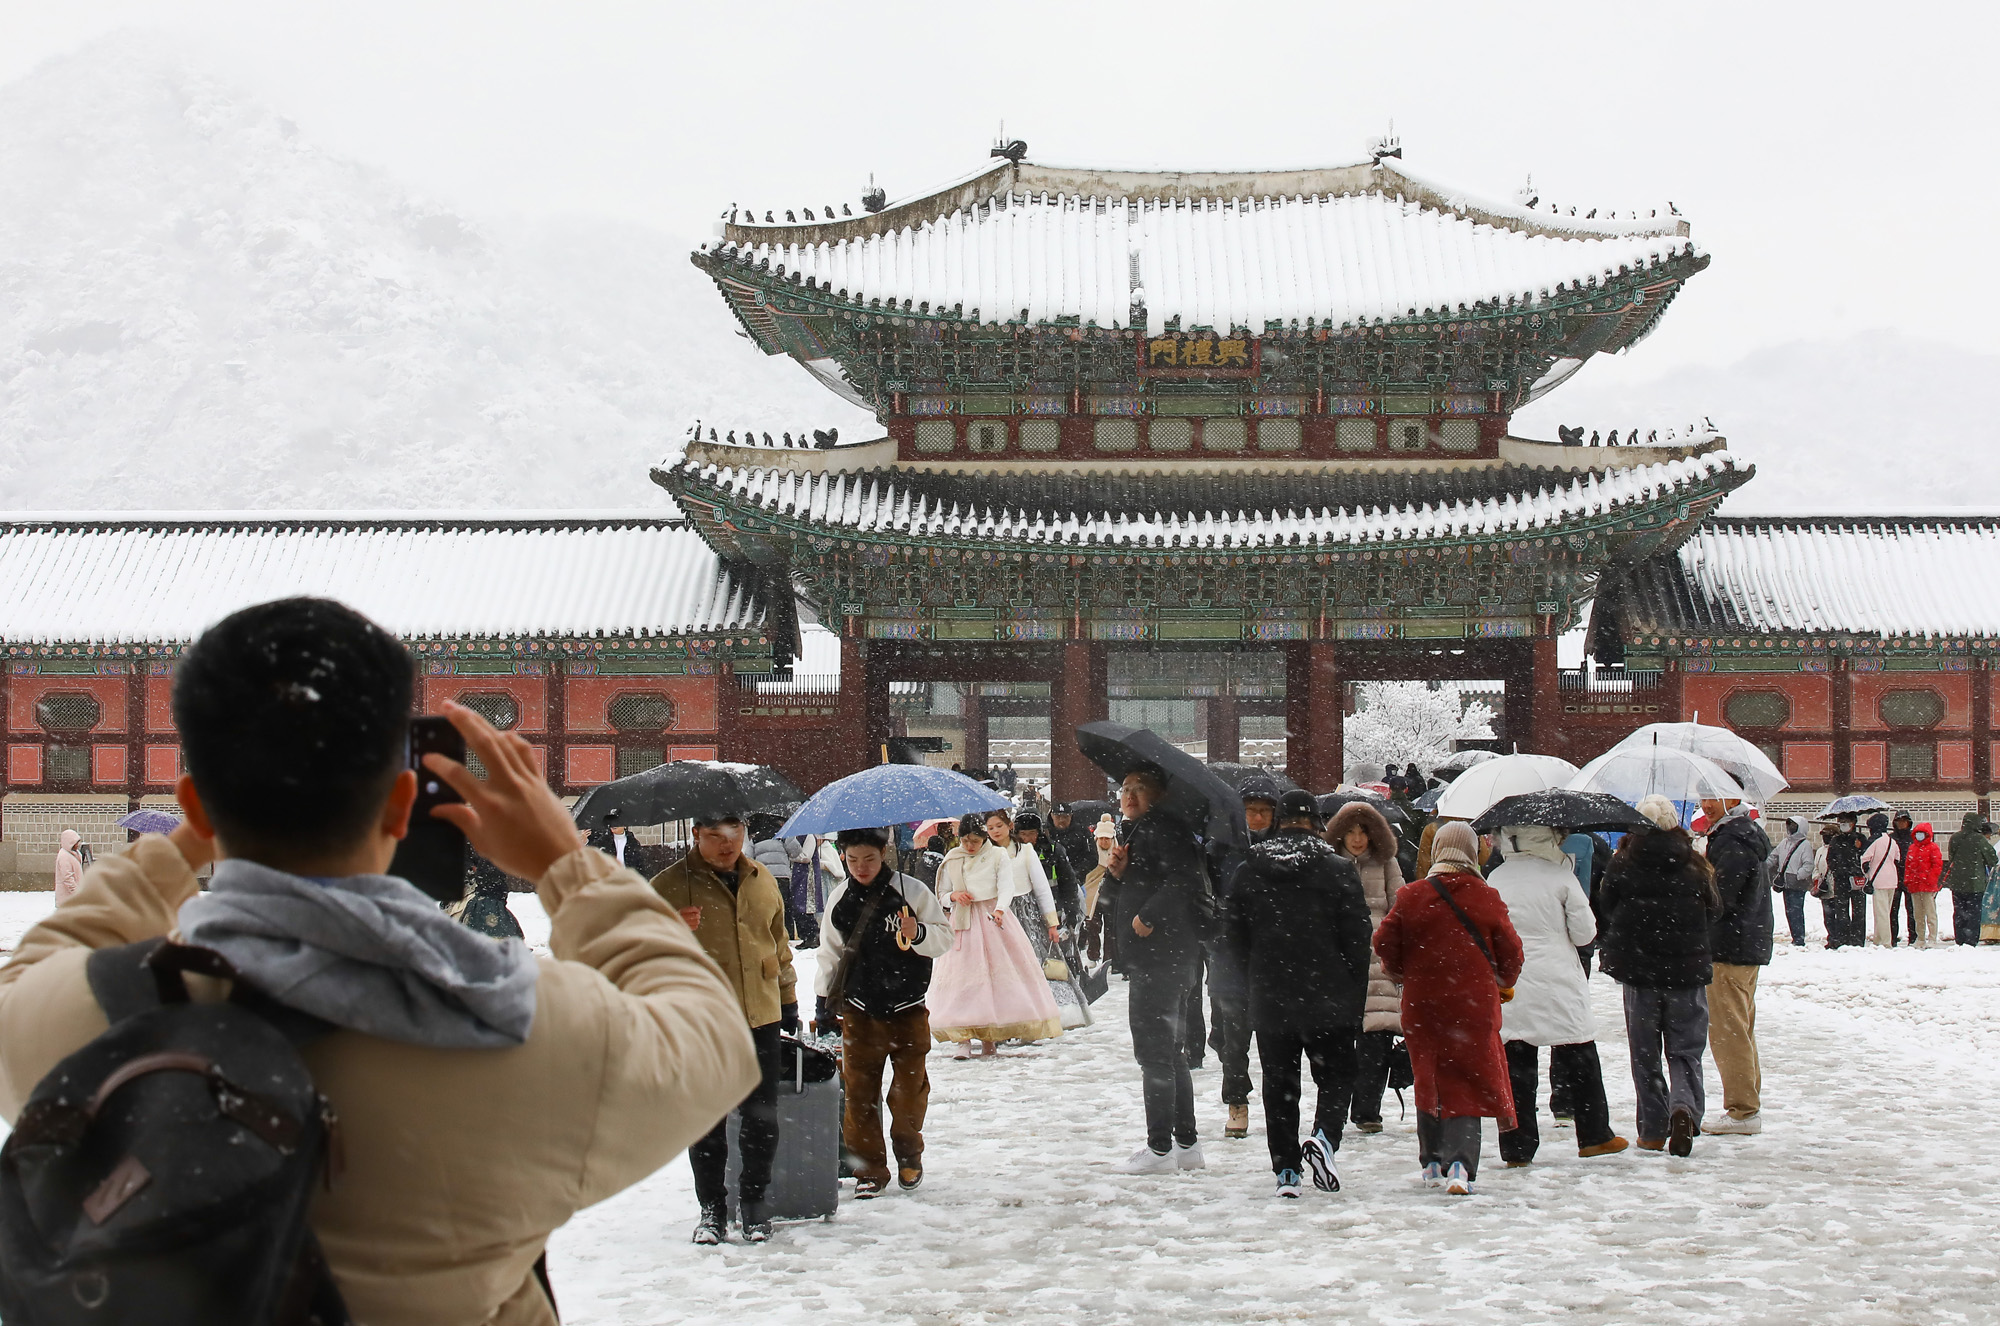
left=388, top=716, right=470, bottom=904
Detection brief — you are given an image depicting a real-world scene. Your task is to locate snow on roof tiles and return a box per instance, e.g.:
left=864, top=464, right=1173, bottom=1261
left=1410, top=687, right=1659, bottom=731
left=0, top=518, right=762, bottom=645
left=681, top=451, right=1741, bottom=550
left=710, top=190, right=1697, bottom=336
left=1624, top=518, right=2000, bottom=639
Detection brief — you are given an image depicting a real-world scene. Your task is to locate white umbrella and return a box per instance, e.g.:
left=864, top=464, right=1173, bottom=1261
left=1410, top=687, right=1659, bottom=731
left=1433, top=748, right=1500, bottom=775
left=1432, top=753, right=1581, bottom=821
left=1612, top=723, right=1788, bottom=802
left=1566, top=745, right=1746, bottom=809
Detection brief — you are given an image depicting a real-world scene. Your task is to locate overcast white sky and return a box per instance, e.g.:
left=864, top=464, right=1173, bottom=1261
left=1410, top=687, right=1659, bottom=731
left=4, top=0, right=1995, bottom=379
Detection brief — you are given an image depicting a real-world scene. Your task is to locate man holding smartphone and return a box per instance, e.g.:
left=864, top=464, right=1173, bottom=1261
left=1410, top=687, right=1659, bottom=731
left=0, top=597, right=757, bottom=1325
left=650, top=812, right=797, bottom=1244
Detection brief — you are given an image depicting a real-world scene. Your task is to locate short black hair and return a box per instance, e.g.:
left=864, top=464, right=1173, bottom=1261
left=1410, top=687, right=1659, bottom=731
left=174, top=597, right=412, bottom=860
left=957, top=812, right=990, bottom=840
left=836, top=826, right=891, bottom=851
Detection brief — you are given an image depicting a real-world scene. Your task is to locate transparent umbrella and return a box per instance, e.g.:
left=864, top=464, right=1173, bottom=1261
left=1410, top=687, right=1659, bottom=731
left=1432, top=753, right=1581, bottom=821
left=1612, top=723, right=1788, bottom=803
left=1566, top=744, right=1746, bottom=811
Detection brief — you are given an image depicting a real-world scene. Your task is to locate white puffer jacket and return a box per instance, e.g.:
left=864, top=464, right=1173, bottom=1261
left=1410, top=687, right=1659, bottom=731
left=1491, top=830, right=1598, bottom=1047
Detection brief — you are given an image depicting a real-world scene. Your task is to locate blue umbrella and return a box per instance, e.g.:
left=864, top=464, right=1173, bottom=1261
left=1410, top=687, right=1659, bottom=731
left=116, top=809, right=182, bottom=834
left=778, top=764, right=1010, bottom=838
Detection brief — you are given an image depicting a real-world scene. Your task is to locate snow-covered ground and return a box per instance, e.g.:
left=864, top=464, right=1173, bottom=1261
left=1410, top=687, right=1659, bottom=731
left=6, top=889, right=1995, bottom=1323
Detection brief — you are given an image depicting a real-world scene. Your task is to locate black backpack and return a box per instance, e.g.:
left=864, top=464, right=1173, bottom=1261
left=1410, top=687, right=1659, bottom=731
left=0, top=939, right=348, bottom=1325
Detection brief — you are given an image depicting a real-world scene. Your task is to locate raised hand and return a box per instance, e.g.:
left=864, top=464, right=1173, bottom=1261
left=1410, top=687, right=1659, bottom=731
left=423, top=700, right=584, bottom=885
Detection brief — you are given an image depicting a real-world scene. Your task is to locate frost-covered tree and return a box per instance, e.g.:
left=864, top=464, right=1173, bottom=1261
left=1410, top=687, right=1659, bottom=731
left=1342, top=682, right=1496, bottom=781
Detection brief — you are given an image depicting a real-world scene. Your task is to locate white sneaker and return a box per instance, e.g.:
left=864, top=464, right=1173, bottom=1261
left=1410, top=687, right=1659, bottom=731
left=1275, top=1168, right=1305, bottom=1198
left=1118, top=1146, right=1178, bottom=1175
left=1702, top=1112, right=1763, bottom=1135
left=1445, top=1161, right=1472, bottom=1195
left=1421, top=1162, right=1443, bottom=1188
left=1176, top=1141, right=1207, bottom=1170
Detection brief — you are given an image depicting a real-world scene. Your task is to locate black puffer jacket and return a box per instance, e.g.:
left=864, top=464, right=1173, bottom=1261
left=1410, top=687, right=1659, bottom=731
left=1597, top=826, right=1721, bottom=990
left=1104, top=808, right=1209, bottom=973
left=1223, top=829, right=1374, bottom=1026
left=1706, top=810, right=1775, bottom=967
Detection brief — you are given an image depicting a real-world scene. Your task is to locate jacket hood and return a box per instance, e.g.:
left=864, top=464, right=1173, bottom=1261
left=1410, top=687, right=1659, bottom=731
left=1963, top=812, right=1986, bottom=834
left=1327, top=802, right=1396, bottom=864
left=1251, top=829, right=1342, bottom=880
left=1914, top=822, right=1934, bottom=841
left=1498, top=824, right=1569, bottom=866
left=58, top=830, right=80, bottom=851
left=1866, top=813, right=1890, bottom=837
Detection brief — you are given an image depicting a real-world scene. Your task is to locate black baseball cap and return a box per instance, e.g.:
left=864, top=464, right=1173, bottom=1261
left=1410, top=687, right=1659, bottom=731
left=1052, top=802, right=1072, bottom=815
left=1278, top=790, right=1320, bottom=822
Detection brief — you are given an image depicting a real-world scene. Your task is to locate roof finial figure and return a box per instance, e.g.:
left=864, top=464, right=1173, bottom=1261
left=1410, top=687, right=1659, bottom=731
left=862, top=173, right=886, bottom=214
left=990, top=121, right=1028, bottom=164
left=1370, top=122, right=1401, bottom=163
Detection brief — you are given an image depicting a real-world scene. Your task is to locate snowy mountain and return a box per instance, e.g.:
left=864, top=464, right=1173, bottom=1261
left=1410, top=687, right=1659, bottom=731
left=1514, top=332, right=2000, bottom=515
left=0, top=37, right=872, bottom=512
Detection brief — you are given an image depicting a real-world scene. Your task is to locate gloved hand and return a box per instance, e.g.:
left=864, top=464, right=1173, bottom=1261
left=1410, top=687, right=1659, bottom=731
left=780, top=1001, right=799, bottom=1034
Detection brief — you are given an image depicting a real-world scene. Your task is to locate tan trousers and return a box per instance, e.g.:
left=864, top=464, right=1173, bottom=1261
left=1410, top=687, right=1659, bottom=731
left=841, top=1005, right=931, bottom=1184
left=1911, top=892, right=1941, bottom=947
left=1706, top=962, right=1761, bottom=1119
left=1871, top=889, right=1898, bottom=945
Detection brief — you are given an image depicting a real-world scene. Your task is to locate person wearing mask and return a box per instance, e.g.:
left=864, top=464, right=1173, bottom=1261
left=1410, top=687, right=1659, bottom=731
left=1225, top=791, right=1373, bottom=1198
left=814, top=827, right=951, bottom=1196
left=929, top=814, right=1065, bottom=1059
left=1213, top=779, right=1282, bottom=1139
left=1888, top=812, right=1918, bottom=945
left=1104, top=767, right=1209, bottom=1174
left=1488, top=824, right=1629, bottom=1165
left=52, top=828, right=85, bottom=905
left=1373, top=821, right=1524, bottom=1195
left=1860, top=814, right=1903, bottom=948
left=1597, top=795, right=1720, bottom=1157
left=1699, top=795, right=1773, bottom=1138
left=0, top=598, right=757, bottom=1320
left=1899, top=822, right=1944, bottom=948
left=652, top=813, right=797, bottom=1244
left=1328, top=801, right=1405, bottom=1136
left=1818, top=815, right=1868, bottom=949
left=1947, top=811, right=1998, bottom=945
left=1765, top=816, right=1818, bottom=948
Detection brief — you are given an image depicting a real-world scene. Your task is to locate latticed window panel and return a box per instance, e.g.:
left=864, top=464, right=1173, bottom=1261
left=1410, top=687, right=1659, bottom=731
left=915, top=420, right=955, bottom=453
left=1149, top=419, right=1193, bottom=452
left=1439, top=419, right=1480, bottom=452
left=1203, top=419, right=1246, bottom=452
left=966, top=420, right=1007, bottom=454
left=45, top=746, right=90, bottom=785
left=1388, top=420, right=1428, bottom=452
left=1724, top=689, right=1791, bottom=729
left=35, top=692, right=101, bottom=734
left=617, top=746, right=665, bottom=779
left=1020, top=419, right=1060, bottom=451
left=1094, top=419, right=1138, bottom=452
left=1336, top=419, right=1377, bottom=452
left=609, top=692, right=676, bottom=732
left=1881, top=689, right=1945, bottom=728
left=1888, top=742, right=1936, bottom=781
left=456, top=691, right=520, bottom=730
left=1256, top=419, right=1302, bottom=452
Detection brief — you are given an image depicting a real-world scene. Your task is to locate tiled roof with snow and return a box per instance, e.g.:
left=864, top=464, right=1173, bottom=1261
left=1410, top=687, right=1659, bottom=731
left=0, top=517, right=762, bottom=645
left=675, top=451, right=1744, bottom=551
left=704, top=173, right=1697, bottom=337
left=1613, top=517, right=2000, bottom=639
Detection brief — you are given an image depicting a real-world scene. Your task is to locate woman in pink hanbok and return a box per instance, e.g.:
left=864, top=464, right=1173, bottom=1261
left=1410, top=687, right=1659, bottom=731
left=929, top=813, right=1065, bottom=1058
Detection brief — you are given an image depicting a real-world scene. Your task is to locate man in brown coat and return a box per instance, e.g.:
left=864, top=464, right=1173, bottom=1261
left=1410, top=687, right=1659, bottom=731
left=652, top=813, right=797, bottom=1243
left=0, top=598, right=757, bottom=1326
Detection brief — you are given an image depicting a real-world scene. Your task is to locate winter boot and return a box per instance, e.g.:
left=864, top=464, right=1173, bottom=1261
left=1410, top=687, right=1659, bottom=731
left=1354, top=1118, right=1385, bottom=1134
left=1444, top=1162, right=1473, bottom=1196
left=1668, top=1107, right=1698, bottom=1158
left=1301, top=1131, right=1341, bottom=1193
left=740, top=1197, right=773, bottom=1243
left=1225, top=1104, right=1250, bottom=1139
left=692, top=1203, right=728, bottom=1245
left=1275, top=1169, right=1304, bottom=1199
left=854, top=1175, right=887, bottom=1199
left=898, top=1165, right=924, bottom=1192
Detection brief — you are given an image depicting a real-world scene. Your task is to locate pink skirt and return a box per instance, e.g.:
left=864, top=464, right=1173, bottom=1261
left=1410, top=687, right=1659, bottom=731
left=928, top=908, right=1065, bottom=1043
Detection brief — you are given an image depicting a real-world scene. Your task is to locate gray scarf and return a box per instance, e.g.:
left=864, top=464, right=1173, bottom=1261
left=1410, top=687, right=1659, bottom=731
left=179, top=859, right=538, bottom=1049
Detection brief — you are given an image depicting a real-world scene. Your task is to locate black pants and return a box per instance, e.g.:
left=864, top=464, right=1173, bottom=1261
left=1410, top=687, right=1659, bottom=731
left=1955, top=891, right=1983, bottom=945
left=1891, top=886, right=1916, bottom=944
left=689, top=1022, right=781, bottom=1209
left=1129, top=956, right=1199, bottom=1153
left=1180, top=953, right=1207, bottom=1068
left=1255, top=1019, right=1357, bottom=1175
left=1498, top=1040, right=1614, bottom=1162
left=1416, top=1112, right=1482, bottom=1181
left=1204, top=939, right=1253, bottom=1106
left=1351, top=1030, right=1395, bottom=1124
left=1823, top=892, right=1866, bottom=947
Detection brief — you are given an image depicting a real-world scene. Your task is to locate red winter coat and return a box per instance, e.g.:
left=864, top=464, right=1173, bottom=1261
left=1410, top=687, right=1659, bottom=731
left=1903, top=825, right=1944, bottom=893
left=1374, top=870, right=1525, bottom=1127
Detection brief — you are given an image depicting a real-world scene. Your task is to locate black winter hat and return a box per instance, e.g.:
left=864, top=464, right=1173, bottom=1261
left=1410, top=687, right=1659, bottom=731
left=1014, top=812, right=1043, bottom=832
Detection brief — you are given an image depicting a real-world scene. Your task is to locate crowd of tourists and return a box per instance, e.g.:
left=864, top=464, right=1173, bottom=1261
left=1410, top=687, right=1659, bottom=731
left=12, top=596, right=2000, bottom=1321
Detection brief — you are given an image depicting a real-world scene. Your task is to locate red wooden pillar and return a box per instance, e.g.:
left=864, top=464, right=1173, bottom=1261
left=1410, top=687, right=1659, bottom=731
left=1207, top=696, right=1241, bottom=764
left=1973, top=660, right=1991, bottom=813
left=864, top=651, right=893, bottom=769
left=1050, top=641, right=1108, bottom=802
left=124, top=661, right=144, bottom=813
left=1285, top=642, right=1341, bottom=792
left=1527, top=636, right=1561, bottom=758
left=1832, top=658, right=1853, bottom=791
left=839, top=637, right=885, bottom=774
left=961, top=688, right=988, bottom=776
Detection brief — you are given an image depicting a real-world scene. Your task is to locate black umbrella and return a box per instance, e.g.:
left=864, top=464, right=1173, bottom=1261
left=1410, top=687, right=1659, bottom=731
left=571, top=760, right=803, bottom=831
left=1317, top=789, right=1386, bottom=818
left=1470, top=790, right=1650, bottom=835
left=1075, top=722, right=1245, bottom=846
left=1207, top=763, right=1301, bottom=797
